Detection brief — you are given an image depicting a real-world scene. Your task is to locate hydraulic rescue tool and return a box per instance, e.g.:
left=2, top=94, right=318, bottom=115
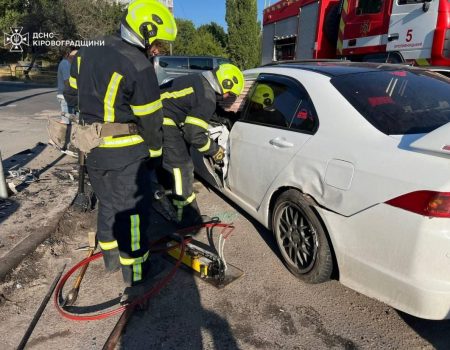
left=51, top=222, right=243, bottom=349
left=166, top=227, right=243, bottom=288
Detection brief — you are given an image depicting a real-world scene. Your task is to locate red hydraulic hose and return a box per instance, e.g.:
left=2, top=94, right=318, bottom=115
left=53, top=222, right=234, bottom=321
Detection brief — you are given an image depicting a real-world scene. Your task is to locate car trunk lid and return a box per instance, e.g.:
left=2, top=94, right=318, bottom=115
left=409, top=122, right=450, bottom=157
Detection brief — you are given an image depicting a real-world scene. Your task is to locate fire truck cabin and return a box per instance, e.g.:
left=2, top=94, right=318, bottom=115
left=262, top=0, right=450, bottom=66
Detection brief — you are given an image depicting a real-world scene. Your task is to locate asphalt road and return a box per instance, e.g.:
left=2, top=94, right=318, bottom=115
left=0, top=83, right=449, bottom=349
left=0, top=81, right=58, bottom=159
left=0, top=181, right=449, bottom=350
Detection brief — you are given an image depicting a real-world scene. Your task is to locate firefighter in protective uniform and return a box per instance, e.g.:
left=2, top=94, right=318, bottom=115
left=158, top=63, right=244, bottom=227
left=64, top=0, right=177, bottom=294
left=251, top=83, right=274, bottom=108
left=248, top=83, right=287, bottom=126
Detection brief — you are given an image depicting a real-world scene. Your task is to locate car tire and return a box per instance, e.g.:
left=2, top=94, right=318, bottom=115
left=272, top=190, right=333, bottom=284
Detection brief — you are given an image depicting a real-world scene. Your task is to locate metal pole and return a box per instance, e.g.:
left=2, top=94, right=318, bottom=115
left=0, top=150, right=8, bottom=199
left=17, top=264, right=66, bottom=350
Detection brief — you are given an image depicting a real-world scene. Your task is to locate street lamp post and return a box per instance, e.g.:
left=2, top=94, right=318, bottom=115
left=0, top=150, right=8, bottom=199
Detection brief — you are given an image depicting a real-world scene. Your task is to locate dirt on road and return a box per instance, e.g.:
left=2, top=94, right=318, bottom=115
left=0, top=180, right=449, bottom=350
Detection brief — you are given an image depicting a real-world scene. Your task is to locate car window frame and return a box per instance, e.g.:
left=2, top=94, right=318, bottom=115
left=188, top=57, right=214, bottom=71
left=240, top=73, right=320, bottom=135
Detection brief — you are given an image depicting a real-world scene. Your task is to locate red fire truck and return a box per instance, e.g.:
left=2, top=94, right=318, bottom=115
left=262, top=0, right=450, bottom=66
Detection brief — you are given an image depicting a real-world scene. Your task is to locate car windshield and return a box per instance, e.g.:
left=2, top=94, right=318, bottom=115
left=331, top=70, right=450, bottom=135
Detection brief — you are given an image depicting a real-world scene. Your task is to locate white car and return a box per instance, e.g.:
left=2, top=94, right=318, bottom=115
left=193, top=62, right=450, bottom=320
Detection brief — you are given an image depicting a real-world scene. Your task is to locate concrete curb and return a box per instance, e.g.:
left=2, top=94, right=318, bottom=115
left=0, top=209, right=68, bottom=282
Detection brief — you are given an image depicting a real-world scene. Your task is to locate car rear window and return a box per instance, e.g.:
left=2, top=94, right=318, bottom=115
left=331, top=70, right=450, bottom=135
left=159, top=57, right=188, bottom=69
left=189, top=57, right=213, bottom=70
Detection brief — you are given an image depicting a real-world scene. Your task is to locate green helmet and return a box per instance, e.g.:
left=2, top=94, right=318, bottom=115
left=251, top=84, right=274, bottom=107
left=215, top=63, right=244, bottom=96
left=121, top=0, right=177, bottom=49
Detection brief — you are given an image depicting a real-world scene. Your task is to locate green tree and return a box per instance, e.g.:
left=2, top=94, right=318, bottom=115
left=226, top=0, right=260, bottom=69
left=0, top=0, right=73, bottom=71
left=0, top=0, right=28, bottom=62
left=172, top=19, right=197, bottom=55
left=0, top=0, right=25, bottom=30
left=62, top=0, right=124, bottom=40
left=173, top=19, right=226, bottom=57
left=0, top=0, right=124, bottom=64
left=198, top=22, right=227, bottom=49
left=191, top=31, right=227, bottom=56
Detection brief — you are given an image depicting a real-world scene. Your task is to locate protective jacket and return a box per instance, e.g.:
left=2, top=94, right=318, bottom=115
left=158, top=73, right=220, bottom=227
left=65, top=35, right=164, bottom=170
left=64, top=35, right=163, bottom=286
left=160, top=73, right=219, bottom=157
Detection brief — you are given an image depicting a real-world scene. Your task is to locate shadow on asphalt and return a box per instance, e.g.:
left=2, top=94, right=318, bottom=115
left=3, top=142, right=47, bottom=170
left=194, top=176, right=290, bottom=266
left=194, top=178, right=450, bottom=349
left=0, top=89, right=56, bottom=107
left=90, top=177, right=240, bottom=349
left=0, top=81, right=55, bottom=94
left=0, top=143, right=65, bottom=224
left=119, top=213, right=240, bottom=349
left=120, top=270, right=240, bottom=349
left=398, top=312, right=450, bottom=350
left=0, top=198, right=19, bottom=225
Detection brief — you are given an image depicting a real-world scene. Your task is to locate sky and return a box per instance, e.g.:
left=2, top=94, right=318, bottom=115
left=173, top=0, right=268, bottom=30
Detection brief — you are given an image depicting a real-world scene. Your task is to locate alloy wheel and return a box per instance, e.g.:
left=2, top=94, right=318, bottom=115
left=277, top=203, right=318, bottom=274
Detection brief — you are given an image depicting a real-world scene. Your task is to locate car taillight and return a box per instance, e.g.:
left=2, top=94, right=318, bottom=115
left=386, top=191, right=450, bottom=218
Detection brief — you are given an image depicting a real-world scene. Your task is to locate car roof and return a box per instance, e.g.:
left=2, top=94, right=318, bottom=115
left=262, top=61, right=419, bottom=77
left=156, top=55, right=228, bottom=59
left=427, top=66, right=450, bottom=71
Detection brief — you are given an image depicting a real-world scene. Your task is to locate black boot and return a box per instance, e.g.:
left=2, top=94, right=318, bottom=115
left=120, top=255, right=168, bottom=307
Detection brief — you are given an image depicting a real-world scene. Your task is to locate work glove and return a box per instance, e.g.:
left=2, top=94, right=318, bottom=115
left=211, top=146, right=225, bottom=166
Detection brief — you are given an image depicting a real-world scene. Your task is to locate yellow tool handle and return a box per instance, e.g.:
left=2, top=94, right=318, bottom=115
left=72, top=231, right=96, bottom=289
left=73, top=248, right=94, bottom=288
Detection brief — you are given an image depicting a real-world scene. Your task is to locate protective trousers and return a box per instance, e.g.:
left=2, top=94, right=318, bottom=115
left=87, top=159, right=151, bottom=286
left=160, top=124, right=201, bottom=227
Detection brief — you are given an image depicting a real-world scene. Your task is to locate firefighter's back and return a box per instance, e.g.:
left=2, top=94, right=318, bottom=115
left=76, top=35, right=157, bottom=170
left=160, top=73, right=216, bottom=125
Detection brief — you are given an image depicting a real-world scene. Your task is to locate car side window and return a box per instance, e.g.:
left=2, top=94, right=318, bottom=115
left=159, top=57, right=188, bottom=69
left=189, top=58, right=214, bottom=70
left=243, top=75, right=318, bottom=133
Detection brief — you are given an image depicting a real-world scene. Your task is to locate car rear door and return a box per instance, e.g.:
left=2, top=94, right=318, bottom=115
left=227, top=73, right=318, bottom=209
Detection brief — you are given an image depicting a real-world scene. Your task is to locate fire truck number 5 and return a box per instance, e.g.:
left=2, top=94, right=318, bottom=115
left=406, top=29, right=413, bottom=43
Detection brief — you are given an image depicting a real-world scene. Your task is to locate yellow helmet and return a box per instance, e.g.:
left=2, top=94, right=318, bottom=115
left=121, top=0, right=177, bottom=49
left=251, top=84, right=274, bottom=107
left=215, top=63, right=244, bottom=96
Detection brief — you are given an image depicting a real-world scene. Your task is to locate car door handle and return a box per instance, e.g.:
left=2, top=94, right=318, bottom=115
left=269, top=137, right=294, bottom=148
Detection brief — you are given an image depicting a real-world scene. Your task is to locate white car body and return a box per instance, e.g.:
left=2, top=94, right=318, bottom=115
left=193, top=63, right=450, bottom=320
